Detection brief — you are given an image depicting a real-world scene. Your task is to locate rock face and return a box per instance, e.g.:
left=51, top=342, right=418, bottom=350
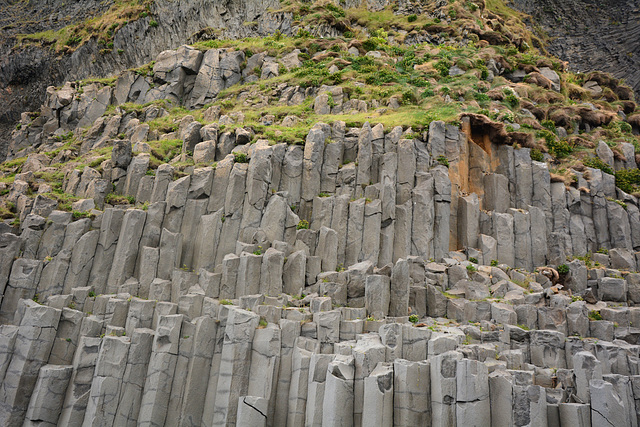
left=2, top=2, right=640, bottom=425
left=3, top=105, right=640, bottom=424
left=0, top=0, right=290, bottom=160
left=512, top=0, right=640, bottom=98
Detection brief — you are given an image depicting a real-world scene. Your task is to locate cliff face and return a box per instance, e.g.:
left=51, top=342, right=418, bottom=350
left=4, top=0, right=639, bottom=160
left=512, top=0, right=640, bottom=97
left=3, top=1, right=640, bottom=426
left=0, top=0, right=289, bottom=160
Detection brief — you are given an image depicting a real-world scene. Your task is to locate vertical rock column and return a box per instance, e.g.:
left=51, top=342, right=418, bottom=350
left=247, top=324, right=281, bottom=425
left=236, top=396, right=268, bottom=427
left=305, top=353, right=335, bottom=425
left=0, top=233, right=22, bottom=306
left=362, top=200, right=382, bottom=264
left=356, top=123, right=373, bottom=196
left=411, top=175, right=435, bottom=259
left=493, top=212, right=515, bottom=267
left=273, top=319, right=301, bottom=427
left=345, top=198, right=365, bottom=266
left=531, top=160, right=552, bottom=236
left=322, top=355, right=355, bottom=427
left=179, top=199, right=209, bottom=270
left=48, top=307, right=84, bottom=365
left=393, top=359, right=431, bottom=426
left=165, top=321, right=195, bottom=426
left=23, top=364, right=73, bottom=427
left=433, top=166, right=451, bottom=261
left=362, top=362, right=394, bottom=427
left=240, top=145, right=273, bottom=241
left=0, top=301, right=61, bottom=425
left=179, top=316, right=217, bottom=426
left=89, top=209, right=125, bottom=294
left=38, top=219, right=90, bottom=300
left=280, top=145, right=303, bottom=209
left=301, top=125, right=327, bottom=220
left=379, top=152, right=397, bottom=267
left=393, top=200, right=413, bottom=262
left=82, top=336, right=131, bottom=426
left=430, top=351, right=462, bottom=427
left=64, top=229, right=99, bottom=292
left=113, top=328, right=154, bottom=427
left=215, top=163, right=247, bottom=267
left=510, top=208, right=533, bottom=271
left=162, top=175, right=190, bottom=234
left=211, top=308, right=260, bottom=426
left=106, top=209, right=147, bottom=293
left=353, top=336, right=386, bottom=426
left=488, top=370, right=513, bottom=426
left=389, top=259, right=410, bottom=317
left=0, top=258, right=43, bottom=324
left=138, top=314, right=184, bottom=427
left=287, top=345, right=312, bottom=426
left=193, top=211, right=224, bottom=272
left=458, top=193, right=479, bottom=251
left=58, top=337, right=102, bottom=426
left=514, top=148, right=533, bottom=209
left=456, top=359, right=490, bottom=425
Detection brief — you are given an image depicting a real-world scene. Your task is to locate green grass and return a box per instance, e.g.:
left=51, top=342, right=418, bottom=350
left=15, top=0, right=153, bottom=53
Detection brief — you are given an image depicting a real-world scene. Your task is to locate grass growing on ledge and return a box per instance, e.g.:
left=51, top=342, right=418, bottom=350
left=15, top=0, right=153, bottom=53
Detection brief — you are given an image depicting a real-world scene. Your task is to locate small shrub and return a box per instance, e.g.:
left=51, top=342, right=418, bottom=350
left=408, top=14, right=418, bottom=22
left=149, top=20, right=159, bottom=28
left=469, top=257, right=478, bottom=264
left=233, top=152, right=248, bottom=163
left=65, top=35, right=82, bottom=47
left=615, top=168, right=640, bottom=194
left=582, top=157, right=613, bottom=175
left=88, top=291, right=96, bottom=298
left=326, top=3, right=346, bottom=18
left=474, top=92, right=490, bottom=103
left=557, top=264, right=570, bottom=275
left=588, top=310, right=603, bottom=321
left=596, top=247, right=609, bottom=255
left=467, top=264, right=477, bottom=272
left=491, top=259, right=499, bottom=266
left=607, top=197, right=627, bottom=210
left=72, top=211, right=94, bottom=220
left=541, top=119, right=557, bottom=133
left=538, top=130, right=573, bottom=158
left=436, top=155, right=449, bottom=167
left=33, top=294, right=39, bottom=303
left=220, top=299, right=233, bottom=305
left=435, top=59, right=452, bottom=77
left=105, top=193, right=134, bottom=205
left=297, top=219, right=310, bottom=230
left=530, top=148, right=544, bottom=162
left=409, top=314, right=419, bottom=324
left=504, top=93, right=520, bottom=109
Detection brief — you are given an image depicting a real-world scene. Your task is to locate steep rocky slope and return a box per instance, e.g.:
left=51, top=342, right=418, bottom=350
left=0, top=0, right=289, bottom=160
left=512, top=0, right=640, bottom=98
left=1, top=0, right=640, bottom=426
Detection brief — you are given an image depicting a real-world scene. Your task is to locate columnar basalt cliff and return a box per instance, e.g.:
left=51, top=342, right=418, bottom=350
left=1, top=1, right=640, bottom=426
